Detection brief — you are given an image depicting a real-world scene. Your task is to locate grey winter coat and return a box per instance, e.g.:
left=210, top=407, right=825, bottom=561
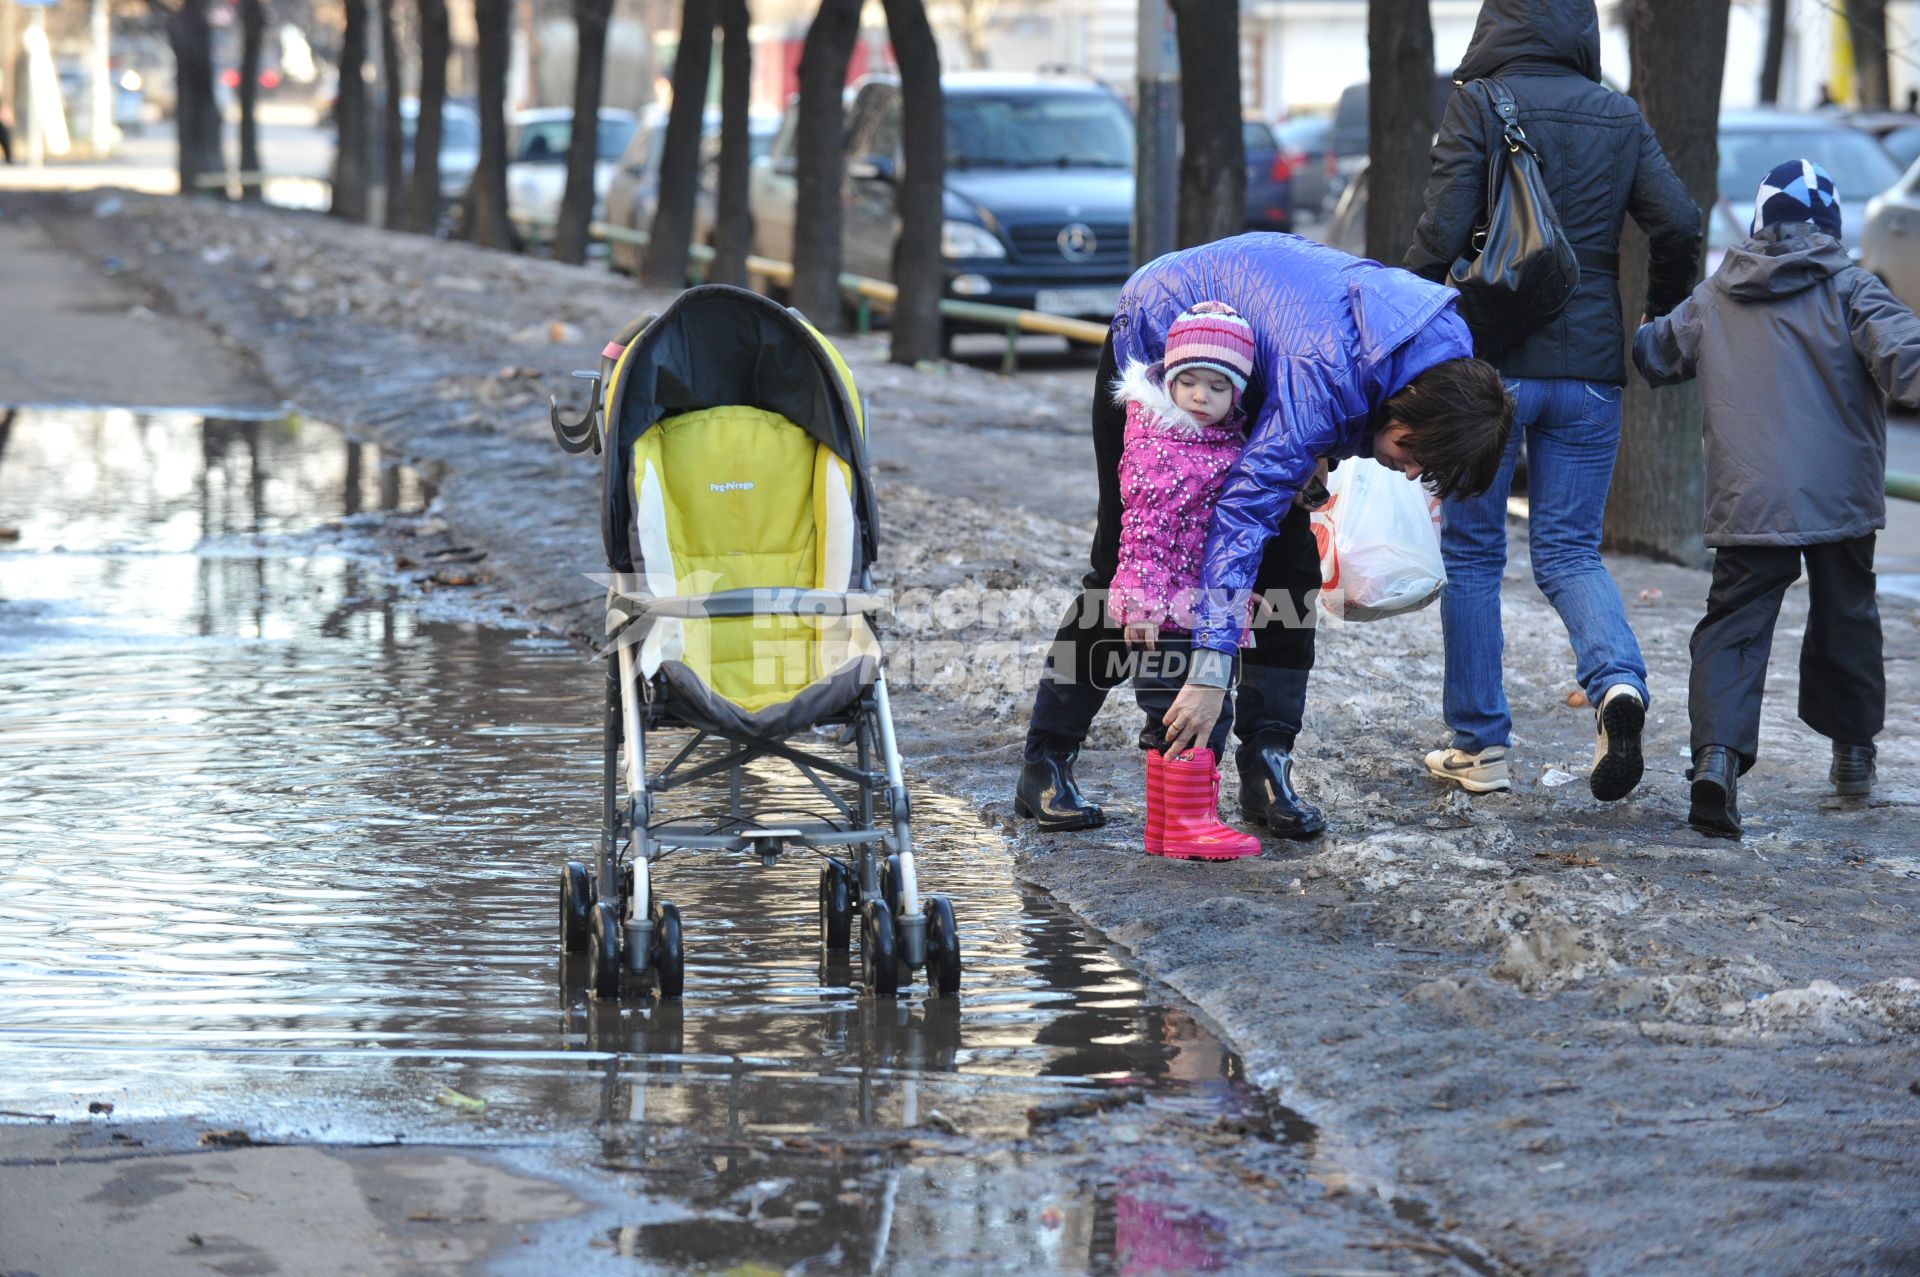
left=1633, top=223, right=1920, bottom=547
left=1406, top=0, right=1701, bottom=383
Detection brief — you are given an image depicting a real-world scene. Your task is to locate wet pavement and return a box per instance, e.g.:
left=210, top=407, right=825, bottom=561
left=0, top=408, right=1467, bottom=1274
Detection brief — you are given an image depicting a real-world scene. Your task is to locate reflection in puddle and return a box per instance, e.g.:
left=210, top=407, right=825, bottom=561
left=0, top=408, right=1308, bottom=1274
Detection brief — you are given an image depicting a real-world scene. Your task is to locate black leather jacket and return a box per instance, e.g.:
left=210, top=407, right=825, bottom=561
left=1405, top=0, right=1701, bottom=384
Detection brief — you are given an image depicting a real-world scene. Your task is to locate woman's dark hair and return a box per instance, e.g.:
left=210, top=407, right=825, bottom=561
left=1381, top=358, right=1514, bottom=500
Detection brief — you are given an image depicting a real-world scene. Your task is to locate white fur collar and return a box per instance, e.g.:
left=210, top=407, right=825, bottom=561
left=1110, top=359, right=1239, bottom=439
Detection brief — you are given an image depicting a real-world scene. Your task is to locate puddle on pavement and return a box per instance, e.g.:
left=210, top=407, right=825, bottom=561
left=0, top=407, right=1313, bottom=1274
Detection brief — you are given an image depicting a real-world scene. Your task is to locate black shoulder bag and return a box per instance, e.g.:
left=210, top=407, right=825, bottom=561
left=1447, top=78, right=1580, bottom=357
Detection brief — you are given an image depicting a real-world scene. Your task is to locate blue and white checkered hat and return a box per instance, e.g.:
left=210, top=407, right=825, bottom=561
left=1751, top=158, right=1842, bottom=239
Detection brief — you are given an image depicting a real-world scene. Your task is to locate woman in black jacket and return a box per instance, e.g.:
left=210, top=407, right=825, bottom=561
left=1405, top=0, right=1701, bottom=802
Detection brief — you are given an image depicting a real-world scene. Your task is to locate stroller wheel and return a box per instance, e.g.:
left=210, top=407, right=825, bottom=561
left=560, top=861, right=595, bottom=954
left=818, top=861, right=854, bottom=951
left=924, top=895, right=962, bottom=996
left=586, top=901, right=623, bottom=999
left=651, top=901, right=685, bottom=1001
left=860, top=901, right=899, bottom=998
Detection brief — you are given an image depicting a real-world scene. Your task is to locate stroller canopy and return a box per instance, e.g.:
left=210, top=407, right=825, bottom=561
left=601, top=285, right=877, bottom=573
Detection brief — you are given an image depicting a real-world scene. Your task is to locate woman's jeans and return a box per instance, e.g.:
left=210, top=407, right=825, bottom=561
left=1440, top=377, right=1649, bottom=753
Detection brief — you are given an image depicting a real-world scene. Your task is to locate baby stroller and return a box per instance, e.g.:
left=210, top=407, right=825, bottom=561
left=548, top=284, right=960, bottom=1001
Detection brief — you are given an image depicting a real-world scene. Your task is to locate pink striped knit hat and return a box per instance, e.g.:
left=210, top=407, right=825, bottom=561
left=1163, top=300, right=1255, bottom=393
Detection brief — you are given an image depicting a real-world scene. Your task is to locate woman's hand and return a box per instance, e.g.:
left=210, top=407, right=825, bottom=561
left=1293, top=457, right=1332, bottom=510
left=1123, top=622, right=1159, bottom=650
left=1161, top=683, right=1226, bottom=757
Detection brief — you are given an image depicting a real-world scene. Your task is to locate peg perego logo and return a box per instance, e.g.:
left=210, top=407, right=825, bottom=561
left=709, top=481, right=755, bottom=494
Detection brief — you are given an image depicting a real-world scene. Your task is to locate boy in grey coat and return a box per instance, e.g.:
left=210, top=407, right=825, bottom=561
left=1634, top=159, right=1920, bottom=838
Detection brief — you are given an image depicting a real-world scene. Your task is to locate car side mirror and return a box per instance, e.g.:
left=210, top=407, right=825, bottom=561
left=848, top=154, right=895, bottom=183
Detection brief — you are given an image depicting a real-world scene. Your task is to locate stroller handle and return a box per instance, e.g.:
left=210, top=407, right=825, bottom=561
left=613, top=587, right=890, bottom=621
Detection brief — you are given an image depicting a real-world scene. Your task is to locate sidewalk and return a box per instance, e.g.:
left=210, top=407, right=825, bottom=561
left=12, top=188, right=1919, bottom=1275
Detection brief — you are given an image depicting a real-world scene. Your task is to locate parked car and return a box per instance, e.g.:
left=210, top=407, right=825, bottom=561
left=604, top=106, right=781, bottom=274
left=505, top=106, right=638, bottom=243
left=1717, top=110, right=1903, bottom=261
left=399, top=98, right=481, bottom=206
left=1860, top=155, right=1920, bottom=309
left=1274, top=115, right=1336, bottom=220
left=1328, top=111, right=1906, bottom=272
left=782, top=71, right=1136, bottom=329
left=1329, top=74, right=1459, bottom=197
left=1242, top=118, right=1292, bottom=232
left=56, top=65, right=148, bottom=140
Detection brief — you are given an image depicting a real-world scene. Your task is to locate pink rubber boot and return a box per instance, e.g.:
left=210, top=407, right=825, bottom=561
left=1158, top=749, right=1262, bottom=860
left=1144, top=749, right=1167, bottom=856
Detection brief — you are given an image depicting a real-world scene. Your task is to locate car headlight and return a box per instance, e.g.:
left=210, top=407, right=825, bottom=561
left=941, top=219, right=1005, bottom=260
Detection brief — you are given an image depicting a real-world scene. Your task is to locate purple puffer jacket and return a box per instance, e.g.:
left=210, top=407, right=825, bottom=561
left=1108, top=361, right=1249, bottom=637
left=1112, top=233, right=1472, bottom=654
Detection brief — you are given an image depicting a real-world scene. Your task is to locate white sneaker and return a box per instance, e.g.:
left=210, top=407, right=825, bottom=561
left=1590, top=685, right=1646, bottom=802
left=1424, top=745, right=1511, bottom=793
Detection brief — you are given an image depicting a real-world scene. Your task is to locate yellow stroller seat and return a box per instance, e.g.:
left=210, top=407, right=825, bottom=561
left=548, top=285, right=959, bottom=1003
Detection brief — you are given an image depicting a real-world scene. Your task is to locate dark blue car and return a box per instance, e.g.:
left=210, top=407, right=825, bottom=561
left=841, top=72, right=1136, bottom=325
left=1242, top=119, right=1293, bottom=232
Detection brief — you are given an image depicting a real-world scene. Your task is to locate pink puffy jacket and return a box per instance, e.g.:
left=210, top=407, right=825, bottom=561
left=1107, top=361, right=1250, bottom=637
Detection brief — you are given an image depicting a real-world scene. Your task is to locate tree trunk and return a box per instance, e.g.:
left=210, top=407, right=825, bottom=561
left=643, top=0, right=716, bottom=288
left=880, top=0, right=944, bottom=365
left=1847, top=0, right=1889, bottom=110
left=1366, top=0, right=1434, bottom=263
left=159, top=0, right=223, bottom=196
left=238, top=0, right=263, bottom=199
left=331, top=0, right=371, bottom=220
left=1603, top=0, right=1728, bottom=567
left=466, top=0, right=516, bottom=248
left=378, top=0, right=406, bottom=227
left=1169, top=0, right=1243, bottom=248
left=408, top=0, right=451, bottom=232
left=1758, top=0, right=1787, bottom=106
left=791, top=0, right=860, bottom=326
left=552, top=0, right=615, bottom=263
left=709, top=0, right=753, bottom=286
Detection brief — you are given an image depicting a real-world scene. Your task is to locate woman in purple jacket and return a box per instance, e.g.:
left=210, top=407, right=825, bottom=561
left=1014, top=233, right=1513, bottom=841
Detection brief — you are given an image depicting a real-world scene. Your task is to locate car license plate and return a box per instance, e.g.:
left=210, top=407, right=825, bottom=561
left=1035, top=287, right=1120, bottom=317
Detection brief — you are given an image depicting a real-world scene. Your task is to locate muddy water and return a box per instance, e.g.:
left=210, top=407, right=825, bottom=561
left=0, top=409, right=1304, bottom=1273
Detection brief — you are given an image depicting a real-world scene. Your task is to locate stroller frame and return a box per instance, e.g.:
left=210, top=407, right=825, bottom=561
left=551, top=291, right=961, bottom=1002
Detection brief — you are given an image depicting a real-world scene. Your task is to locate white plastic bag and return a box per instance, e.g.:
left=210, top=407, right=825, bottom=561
left=1309, top=459, right=1446, bottom=621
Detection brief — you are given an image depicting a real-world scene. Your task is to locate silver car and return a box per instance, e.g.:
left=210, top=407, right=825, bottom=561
left=505, top=106, right=638, bottom=243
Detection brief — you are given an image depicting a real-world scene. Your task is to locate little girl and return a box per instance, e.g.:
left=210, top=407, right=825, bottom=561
left=1107, top=301, right=1262, bottom=860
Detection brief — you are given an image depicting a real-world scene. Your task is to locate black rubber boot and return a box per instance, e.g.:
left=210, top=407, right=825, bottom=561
left=1831, top=742, right=1876, bottom=797
left=1688, top=745, right=1742, bottom=839
left=1014, top=747, right=1106, bottom=832
left=1238, top=736, right=1325, bottom=840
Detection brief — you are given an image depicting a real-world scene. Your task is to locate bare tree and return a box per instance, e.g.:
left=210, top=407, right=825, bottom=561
left=709, top=0, right=753, bottom=285
left=153, top=0, right=223, bottom=196
left=880, top=0, right=944, bottom=364
left=237, top=0, right=264, bottom=200
left=1366, top=0, right=1435, bottom=263
left=1846, top=0, right=1890, bottom=109
left=407, top=0, right=452, bottom=232
left=464, top=0, right=517, bottom=248
left=330, top=0, right=372, bottom=220
left=552, top=0, right=617, bottom=263
left=791, top=0, right=860, bottom=325
left=1758, top=0, right=1787, bottom=106
left=643, top=0, right=716, bottom=288
left=1169, top=0, right=1243, bottom=247
left=1604, top=0, right=1728, bottom=565
left=378, top=0, right=407, bottom=227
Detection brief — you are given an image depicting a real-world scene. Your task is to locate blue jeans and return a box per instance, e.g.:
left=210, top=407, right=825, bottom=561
left=1439, top=377, right=1649, bottom=752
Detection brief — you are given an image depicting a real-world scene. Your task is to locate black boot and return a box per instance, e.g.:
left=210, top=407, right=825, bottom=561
left=1688, top=745, right=1742, bottom=839
left=1015, top=746, right=1106, bottom=832
left=1831, top=742, right=1876, bottom=797
left=1238, top=736, right=1325, bottom=840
